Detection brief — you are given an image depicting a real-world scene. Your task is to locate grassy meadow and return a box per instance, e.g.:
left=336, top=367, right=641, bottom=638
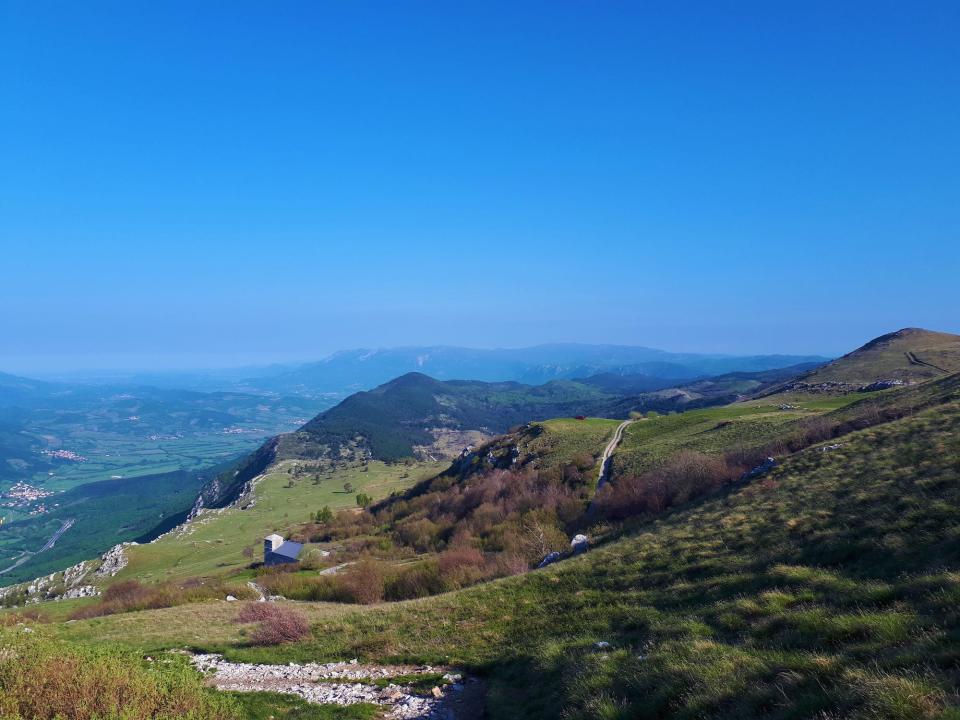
left=118, top=460, right=446, bottom=584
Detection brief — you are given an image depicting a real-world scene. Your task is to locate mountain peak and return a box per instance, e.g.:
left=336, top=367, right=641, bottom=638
left=796, top=327, right=960, bottom=387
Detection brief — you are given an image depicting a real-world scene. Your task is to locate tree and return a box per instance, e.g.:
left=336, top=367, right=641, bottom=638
left=315, top=506, right=333, bottom=523
left=343, top=481, right=354, bottom=493
left=356, top=493, right=372, bottom=508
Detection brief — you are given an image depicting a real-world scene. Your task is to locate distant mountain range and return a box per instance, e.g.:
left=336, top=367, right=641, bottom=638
left=240, top=344, right=830, bottom=397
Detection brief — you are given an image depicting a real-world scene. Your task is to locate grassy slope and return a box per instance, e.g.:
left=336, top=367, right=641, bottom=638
left=118, top=460, right=445, bottom=584
left=610, top=395, right=867, bottom=479
left=54, top=392, right=960, bottom=718
left=445, top=417, right=623, bottom=475
left=519, top=417, right=621, bottom=473
left=791, top=328, right=960, bottom=386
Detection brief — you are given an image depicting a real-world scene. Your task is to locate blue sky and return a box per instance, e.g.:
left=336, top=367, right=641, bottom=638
left=1, top=1, right=958, bottom=372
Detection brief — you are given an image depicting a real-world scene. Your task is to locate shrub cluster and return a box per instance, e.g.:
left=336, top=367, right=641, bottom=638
left=69, top=578, right=255, bottom=620
left=235, top=603, right=311, bottom=645
left=594, top=450, right=734, bottom=519
left=255, top=547, right=528, bottom=605
left=317, top=467, right=588, bottom=560
left=0, top=630, right=236, bottom=719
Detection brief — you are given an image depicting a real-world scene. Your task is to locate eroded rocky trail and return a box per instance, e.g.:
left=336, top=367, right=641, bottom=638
left=192, top=654, right=484, bottom=719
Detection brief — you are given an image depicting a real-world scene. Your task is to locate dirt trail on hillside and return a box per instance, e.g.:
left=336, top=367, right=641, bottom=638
left=595, top=419, right=634, bottom=492
left=193, top=654, right=484, bottom=719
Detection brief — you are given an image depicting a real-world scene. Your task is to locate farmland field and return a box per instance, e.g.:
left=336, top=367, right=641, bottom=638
left=0, top=385, right=332, bottom=584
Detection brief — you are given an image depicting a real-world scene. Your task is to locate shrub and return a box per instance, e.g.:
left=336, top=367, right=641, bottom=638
left=0, top=630, right=236, bottom=719
left=384, top=561, right=445, bottom=600
left=596, top=450, right=732, bottom=521
left=438, top=546, right=487, bottom=588
left=339, top=558, right=386, bottom=604
left=235, top=603, right=311, bottom=645
left=514, top=512, right=569, bottom=564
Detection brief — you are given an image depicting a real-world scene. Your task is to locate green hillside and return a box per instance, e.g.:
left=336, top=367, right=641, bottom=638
left=118, top=459, right=445, bottom=584
left=50, top=378, right=960, bottom=719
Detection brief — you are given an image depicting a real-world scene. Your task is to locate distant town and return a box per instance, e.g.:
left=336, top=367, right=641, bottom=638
left=41, top=449, right=86, bottom=462
left=1, top=481, right=58, bottom=515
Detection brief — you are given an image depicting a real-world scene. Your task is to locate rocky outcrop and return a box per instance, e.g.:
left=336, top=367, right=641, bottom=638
left=60, top=585, right=99, bottom=599
left=741, top=457, right=777, bottom=480
left=537, top=533, right=591, bottom=569
left=536, top=551, right=562, bottom=569
left=570, top=534, right=589, bottom=555
left=94, top=542, right=137, bottom=578
left=190, top=437, right=279, bottom=517
left=62, top=560, right=89, bottom=587
left=859, top=379, right=906, bottom=392
left=0, top=557, right=102, bottom=606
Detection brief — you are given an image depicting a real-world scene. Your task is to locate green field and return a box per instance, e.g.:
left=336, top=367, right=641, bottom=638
left=119, top=460, right=446, bottom=583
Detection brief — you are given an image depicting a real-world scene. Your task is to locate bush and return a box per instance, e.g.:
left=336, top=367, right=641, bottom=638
left=596, top=450, right=732, bottom=521
left=438, top=546, right=487, bottom=588
left=384, top=561, right=446, bottom=600
left=235, top=603, right=311, bottom=645
left=339, top=558, right=386, bottom=604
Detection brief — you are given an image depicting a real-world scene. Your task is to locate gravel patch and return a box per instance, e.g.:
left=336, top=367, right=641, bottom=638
left=192, top=654, right=473, bottom=719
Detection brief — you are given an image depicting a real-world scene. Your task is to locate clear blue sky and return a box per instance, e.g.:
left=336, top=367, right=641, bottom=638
left=1, top=1, right=958, bottom=372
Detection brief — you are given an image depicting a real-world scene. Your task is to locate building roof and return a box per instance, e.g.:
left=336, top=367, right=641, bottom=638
left=271, top=540, right=303, bottom=560
left=265, top=533, right=284, bottom=543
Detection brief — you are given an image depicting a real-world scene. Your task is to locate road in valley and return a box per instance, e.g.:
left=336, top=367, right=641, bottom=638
left=39, top=518, right=75, bottom=552
left=0, top=518, right=75, bottom=575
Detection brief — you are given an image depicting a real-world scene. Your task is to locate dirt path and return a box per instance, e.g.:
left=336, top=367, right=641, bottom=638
left=193, top=654, right=482, bottom=719
left=906, top=351, right=950, bottom=374
left=595, top=420, right=633, bottom=493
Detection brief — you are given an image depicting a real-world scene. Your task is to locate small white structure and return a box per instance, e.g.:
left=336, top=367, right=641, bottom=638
left=263, top=533, right=303, bottom=566
left=264, top=533, right=284, bottom=555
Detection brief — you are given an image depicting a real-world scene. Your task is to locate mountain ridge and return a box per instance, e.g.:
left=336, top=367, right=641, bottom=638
left=771, top=327, right=960, bottom=392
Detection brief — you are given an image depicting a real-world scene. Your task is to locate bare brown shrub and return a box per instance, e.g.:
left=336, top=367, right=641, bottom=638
left=243, top=604, right=311, bottom=645
left=437, top=546, right=487, bottom=587
left=596, top=450, right=732, bottom=521
left=339, top=557, right=386, bottom=604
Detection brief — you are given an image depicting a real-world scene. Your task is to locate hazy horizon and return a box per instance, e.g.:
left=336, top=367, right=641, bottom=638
left=0, top=331, right=889, bottom=377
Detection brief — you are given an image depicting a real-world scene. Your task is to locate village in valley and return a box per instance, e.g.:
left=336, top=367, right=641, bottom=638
left=1, top=481, right=58, bottom=516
